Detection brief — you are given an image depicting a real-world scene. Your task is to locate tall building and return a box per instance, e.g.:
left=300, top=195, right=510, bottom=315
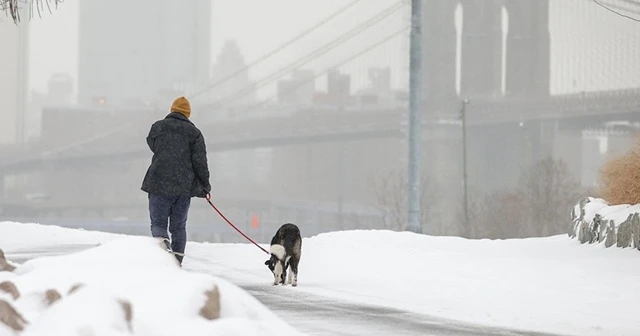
left=0, top=19, right=29, bottom=145
left=78, top=0, right=211, bottom=106
left=209, top=40, right=256, bottom=106
left=277, top=69, right=315, bottom=104
left=29, top=73, right=73, bottom=139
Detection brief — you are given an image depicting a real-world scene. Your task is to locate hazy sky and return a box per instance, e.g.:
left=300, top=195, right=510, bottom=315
left=13, top=0, right=640, bottom=102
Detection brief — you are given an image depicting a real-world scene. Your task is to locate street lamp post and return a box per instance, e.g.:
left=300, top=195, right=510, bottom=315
left=461, top=98, right=470, bottom=237
left=406, top=0, right=423, bottom=234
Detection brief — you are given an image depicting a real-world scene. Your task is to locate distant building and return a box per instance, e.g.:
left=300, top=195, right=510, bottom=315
left=29, top=73, right=74, bottom=140
left=209, top=40, right=256, bottom=107
left=46, top=73, right=74, bottom=105
left=312, top=69, right=352, bottom=106
left=327, top=69, right=351, bottom=100
left=0, top=19, right=29, bottom=145
left=277, top=69, right=315, bottom=105
left=78, top=0, right=211, bottom=107
left=354, top=67, right=394, bottom=106
left=367, top=67, right=391, bottom=94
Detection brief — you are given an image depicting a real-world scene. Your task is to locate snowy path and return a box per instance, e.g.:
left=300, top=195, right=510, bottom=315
left=5, top=223, right=637, bottom=335
left=6, top=244, right=562, bottom=336
left=237, top=284, right=561, bottom=336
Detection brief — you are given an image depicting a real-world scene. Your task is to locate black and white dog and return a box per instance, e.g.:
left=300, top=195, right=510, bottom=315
left=264, top=223, right=302, bottom=286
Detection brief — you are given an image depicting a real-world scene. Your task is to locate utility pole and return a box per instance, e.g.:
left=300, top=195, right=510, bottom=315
left=337, top=142, right=346, bottom=229
left=461, top=98, right=470, bottom=237
left=406, top=0, right=422, bottom=234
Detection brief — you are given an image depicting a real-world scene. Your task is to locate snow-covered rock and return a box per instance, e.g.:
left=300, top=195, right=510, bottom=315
left=0, top=250, right=15, bottom=273
left=0, top=299, right=27, bottom=332
left=0, top=282, right=19, bottom=300
left=20, top=286, right=134, bottom=336
left=569, top=196, right=640, bottom=250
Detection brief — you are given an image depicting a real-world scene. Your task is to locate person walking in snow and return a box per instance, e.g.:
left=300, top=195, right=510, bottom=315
left=141, top=96, right=211, bottom=265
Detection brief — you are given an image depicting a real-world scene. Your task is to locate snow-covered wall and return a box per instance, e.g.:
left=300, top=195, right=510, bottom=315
left=569, top=197, right=640, bottom=249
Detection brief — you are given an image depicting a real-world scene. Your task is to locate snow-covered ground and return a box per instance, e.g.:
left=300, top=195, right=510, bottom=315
left=0, top=223, right=300, bottom=336
left=1, top=221, right=640, bottom=336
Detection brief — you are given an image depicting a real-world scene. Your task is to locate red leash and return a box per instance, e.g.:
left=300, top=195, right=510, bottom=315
left=205, top=195, right=269, bottom=255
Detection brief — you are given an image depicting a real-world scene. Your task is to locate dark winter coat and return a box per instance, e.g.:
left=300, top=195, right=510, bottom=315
left=141, top=112, right=211, bottom=198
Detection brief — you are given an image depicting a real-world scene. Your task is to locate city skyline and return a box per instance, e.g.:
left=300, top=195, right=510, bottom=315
left=6, top=0, right=640, bottom=105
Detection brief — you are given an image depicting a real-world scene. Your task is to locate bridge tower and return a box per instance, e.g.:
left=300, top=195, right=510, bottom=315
left=459, top=0, right=503, bottom=99
left=504, top=0, right=550, bottom=97
left=421, top=0, right=458, bottom=108
left=457, top=0, right=550, bottom=99
left=416, top=0, right=551, bottom=235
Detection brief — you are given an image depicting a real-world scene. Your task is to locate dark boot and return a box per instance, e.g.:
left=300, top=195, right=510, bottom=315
left=161, top=237, right=172, bottom=252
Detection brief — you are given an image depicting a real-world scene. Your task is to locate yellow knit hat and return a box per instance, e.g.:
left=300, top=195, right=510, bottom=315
left=171, top=96, right=191, bottom=118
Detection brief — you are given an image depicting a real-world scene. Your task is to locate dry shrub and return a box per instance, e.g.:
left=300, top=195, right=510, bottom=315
left=599, top=143, right=640, bottom=205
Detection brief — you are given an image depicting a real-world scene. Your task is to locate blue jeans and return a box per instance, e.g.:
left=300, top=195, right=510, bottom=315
left=148, top=194, right=191, bottom=264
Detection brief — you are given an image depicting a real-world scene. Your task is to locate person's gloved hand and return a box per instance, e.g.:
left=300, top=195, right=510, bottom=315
left=205, top=193, right=211, bottom=201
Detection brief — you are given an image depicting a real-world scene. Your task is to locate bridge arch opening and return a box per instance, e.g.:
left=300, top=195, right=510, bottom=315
left=456, top=0, right=506, bottom=98
left=502, top=0, right=551, bottom=96
left=454, top=2, right=462, bottom=96
left=501, top=5, right=508, bottom=95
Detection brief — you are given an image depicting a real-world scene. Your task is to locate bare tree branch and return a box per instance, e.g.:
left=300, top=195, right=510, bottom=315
left=1, top=0, right=62, bottom=24
left=475, top=189, right=527, bottom=239
left=519, top=156, right=582, bottom=237
left=475, top=156, right=582, bottom=239
left=370, top=169, right=439, bottom=232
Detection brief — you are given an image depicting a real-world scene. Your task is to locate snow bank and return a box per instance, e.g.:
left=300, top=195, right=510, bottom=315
left=570, top=196, right=640, bottom=248
left=0, top=222, right=121, bottom=250
left=189, top=230, right=640, bottom=336
left=3, top=221, right=640, bottom=336
left=0, top=222, right=301, bottom=336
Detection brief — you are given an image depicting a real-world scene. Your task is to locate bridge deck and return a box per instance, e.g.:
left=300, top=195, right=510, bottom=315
left=1, top=89, right=640, bottom=172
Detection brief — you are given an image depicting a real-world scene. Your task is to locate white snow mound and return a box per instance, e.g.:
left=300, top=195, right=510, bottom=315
left=0, top=233, right=301, bottom=336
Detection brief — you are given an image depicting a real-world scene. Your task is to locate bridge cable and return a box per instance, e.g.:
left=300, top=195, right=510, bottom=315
left=190, top=0, right=363, bottom=101
left=228, top=25, right=410, bottom=118
left=198, top=0, right=407, bottom=112
left=198, top=0, right=405, bottom=111
left=592, top=0, right=640, bottom=22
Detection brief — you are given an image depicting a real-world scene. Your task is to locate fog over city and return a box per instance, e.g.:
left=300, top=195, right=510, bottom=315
left=1, top=1, right=640, bottom=335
